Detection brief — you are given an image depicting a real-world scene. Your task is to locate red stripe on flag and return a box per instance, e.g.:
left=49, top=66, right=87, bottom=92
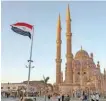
left=13, top=22, right=33, bottom=29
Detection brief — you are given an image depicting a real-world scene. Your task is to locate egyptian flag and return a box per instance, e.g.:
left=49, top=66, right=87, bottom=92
left=11, top=22, right=33, bottom=39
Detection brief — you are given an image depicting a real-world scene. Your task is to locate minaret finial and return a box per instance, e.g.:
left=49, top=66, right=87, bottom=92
left=56, top=13, right=61, bottom=40
left=81, top=46, right=82, bottom=51
left=97, top=61, right=100, bottom=68
left=59, top=13, right=61, bottom=21
left=66, top=4, right=71, bottom=21
left=68, top=4, right=70, bottom=11
left=57, top=13, right=61, bottom=29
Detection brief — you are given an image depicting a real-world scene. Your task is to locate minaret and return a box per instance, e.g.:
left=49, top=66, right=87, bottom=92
left=56, top=14, right=62, bottom=84
left=65, top=4, right=73, bottom=84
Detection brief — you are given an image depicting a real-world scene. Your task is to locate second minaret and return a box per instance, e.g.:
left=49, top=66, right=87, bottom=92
left=65, top=5, right=73, bottom=84
left=56, top=14, right=62, bottom=84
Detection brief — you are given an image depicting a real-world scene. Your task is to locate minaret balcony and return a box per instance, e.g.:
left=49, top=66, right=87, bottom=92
left=56, top=40, right=62, bottom=44
left=66, top=32, right=72, bottom=36
left=55, top=59, right=62, bottom=63
left=66, top=54, right=73, bottom=58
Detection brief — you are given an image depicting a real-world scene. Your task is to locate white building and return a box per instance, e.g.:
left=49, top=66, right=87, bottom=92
left=1, top=83, right=37, bottom=93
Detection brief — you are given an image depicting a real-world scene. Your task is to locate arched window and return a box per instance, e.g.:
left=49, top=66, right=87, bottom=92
left=78, top=72, right=80, bottom=75
left=83, top=72, right=87, bottom=82
left=76, top=72, right=80, bottom=82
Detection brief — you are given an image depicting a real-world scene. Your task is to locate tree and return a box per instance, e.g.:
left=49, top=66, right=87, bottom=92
left=41, top=75, right=50, bottom=101
left=40, top=76, right=49, bottom=84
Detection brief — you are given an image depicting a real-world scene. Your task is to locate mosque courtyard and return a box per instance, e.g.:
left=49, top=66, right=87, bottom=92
left=1, top=97, right=106, bottom=101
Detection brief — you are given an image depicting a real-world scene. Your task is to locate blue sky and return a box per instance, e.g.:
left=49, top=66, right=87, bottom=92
left=1, top=1, right=106, bottom=84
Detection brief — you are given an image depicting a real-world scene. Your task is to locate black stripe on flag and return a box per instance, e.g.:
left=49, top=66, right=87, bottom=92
left=11, top=26, right=31, bottom=39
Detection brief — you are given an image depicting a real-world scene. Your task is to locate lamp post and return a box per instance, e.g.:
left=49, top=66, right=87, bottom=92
left=26, top=65, right=34, bottom=96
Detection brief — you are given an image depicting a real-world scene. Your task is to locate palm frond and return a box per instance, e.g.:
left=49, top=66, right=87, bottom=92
left=43, top=75, right=46, bottom=81
left=45, top=77, right=49, bottom=83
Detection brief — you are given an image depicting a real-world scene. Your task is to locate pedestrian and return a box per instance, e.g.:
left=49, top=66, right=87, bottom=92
left=48, top=95, right=50, bottom=100
left=62, top=94, right=64, bottom=101
left=34, top=97, right=36, bottom=101
left=51, top=94, right=56, bottom=101
left=80, top=93, right=84, bottom=101
left=83, top=93, right=88, bottom=101
left=57, top=94, right=61, bottom=101
left=95, top=93, right=99, bottom=101
left=66, top=95, right=70, bottom=101
left=91, top=93, right=95, bottom=101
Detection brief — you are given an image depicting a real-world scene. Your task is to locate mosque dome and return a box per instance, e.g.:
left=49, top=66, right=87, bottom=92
left=75, top=48, right=89, bottom=59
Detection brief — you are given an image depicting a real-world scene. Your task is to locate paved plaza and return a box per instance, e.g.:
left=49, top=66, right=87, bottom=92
left=1, top=97, right=106, bottom=101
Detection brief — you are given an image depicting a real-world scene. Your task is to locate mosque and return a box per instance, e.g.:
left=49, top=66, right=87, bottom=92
left=55, top=5, right=106, bottom=96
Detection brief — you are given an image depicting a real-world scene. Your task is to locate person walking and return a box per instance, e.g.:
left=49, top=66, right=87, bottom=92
left=62, top=95, right=64, bottom=101
left=57, top=94, right=61, bottom=101
left=95, top=93, right=99, bottom=101
left=48, top=95, right=51, bottom=100
left=51, top=94, right=56, bottom=101
left=83, top=93, right=88, bottom=101
left=80, top=92, right=85, bottom=101
left=65, top=95, right=70, bottom=101
left=91, top=93, right=95, bottom=101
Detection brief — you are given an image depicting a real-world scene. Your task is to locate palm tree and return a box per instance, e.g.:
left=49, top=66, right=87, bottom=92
left=41, top=75, right=50, bottom=101
left=43, top=76, right=49, bottom=83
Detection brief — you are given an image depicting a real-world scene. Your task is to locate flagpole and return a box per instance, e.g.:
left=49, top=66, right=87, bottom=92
left=27, top=26, right=34, bottom=97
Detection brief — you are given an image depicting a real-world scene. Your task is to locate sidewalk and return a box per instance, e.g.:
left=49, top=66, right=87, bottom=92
left=1, top=97, right=106, bottom=101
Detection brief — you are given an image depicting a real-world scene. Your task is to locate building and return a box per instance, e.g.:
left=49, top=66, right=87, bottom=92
left=23, top=81, right=53, bottom=95
left=1, top=82, right=37, bottom=96
left=1, top=80, right=53, bottom=97
left=55, top=4, right=106, bottom=96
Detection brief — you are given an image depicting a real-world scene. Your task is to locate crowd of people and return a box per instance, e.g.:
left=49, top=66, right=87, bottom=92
left=81, top=92, right=100, bottom=101
left=46, top=92, right=100, bottom=101
left=1, top=90, right=101, bottom=101
left=47, top=94, right=70, bottom=101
